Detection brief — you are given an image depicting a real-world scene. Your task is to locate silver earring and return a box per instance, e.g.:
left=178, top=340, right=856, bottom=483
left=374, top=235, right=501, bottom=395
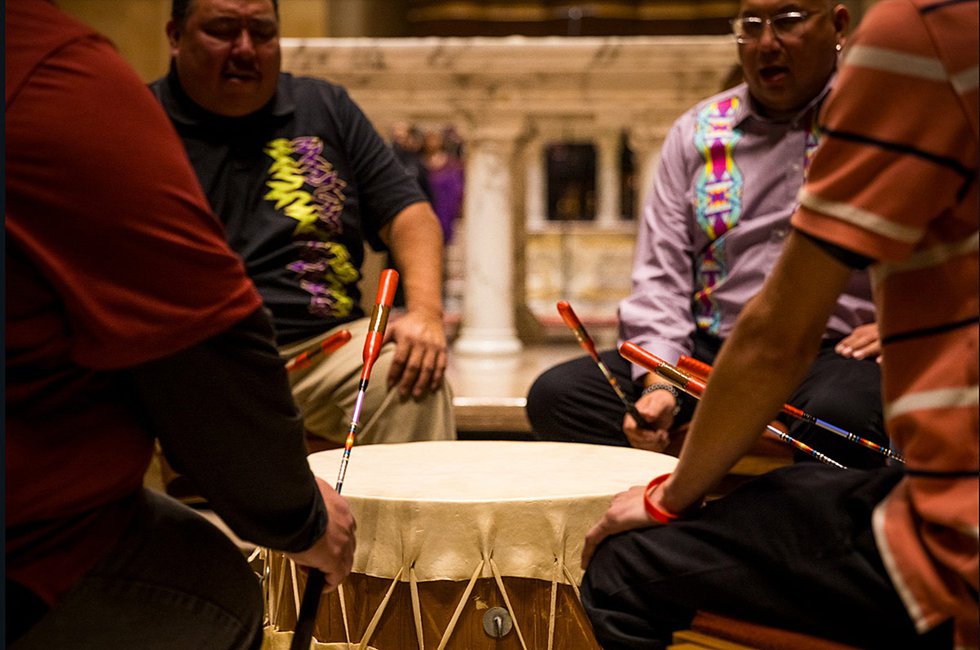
left=836, top=43, right=842, bottom=52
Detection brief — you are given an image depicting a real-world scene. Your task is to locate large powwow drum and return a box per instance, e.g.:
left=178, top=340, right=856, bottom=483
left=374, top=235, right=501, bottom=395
left=262, top=440, right=676, bottom=649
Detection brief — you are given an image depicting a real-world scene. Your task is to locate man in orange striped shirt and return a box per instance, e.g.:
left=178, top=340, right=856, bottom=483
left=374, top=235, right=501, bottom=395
left=581, top=1, right=978, bottom=647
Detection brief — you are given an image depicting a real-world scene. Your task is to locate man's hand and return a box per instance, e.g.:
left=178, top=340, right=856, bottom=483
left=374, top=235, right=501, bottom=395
left=834, top=322, right=881, bottom=361
left=622, top=389, right=676, bottom=451
left=385, top=309, right=447, bottom=398
left=582, top=484, right=657, bottom=570
left=285, top=477, right=356, bottom=592
left=378, top=202, right=448, bottom=397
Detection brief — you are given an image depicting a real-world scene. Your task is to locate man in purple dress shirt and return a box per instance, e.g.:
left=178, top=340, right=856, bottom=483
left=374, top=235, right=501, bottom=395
left=527, top=0, right=888, bottom=469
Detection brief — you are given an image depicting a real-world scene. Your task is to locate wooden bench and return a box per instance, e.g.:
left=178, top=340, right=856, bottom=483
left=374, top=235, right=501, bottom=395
left=670, top=611, right=861, bottom=650
left=447, top=344, right=793, bottom=479
left=446, top=343, right=578, bottom=437
left=148, top=343, right=792, bottom=505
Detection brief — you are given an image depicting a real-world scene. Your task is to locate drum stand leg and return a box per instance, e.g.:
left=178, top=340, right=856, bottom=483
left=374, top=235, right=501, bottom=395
left=548, top=560, right=560, bottom=650
left=277, top=553, right=291, bottom=629
left=289, top=560, right=301, bottom=618
left=247, top=548, right=268, bottom=627
left=436, top=560, right=484, bottom=650
left=562, top=563, right=582, bottom=601
left=338, top=583, right=352, bottom=647
left=409, top=567, right=425, bottom=649
left=358, top=566, right=404, bottom=650
left=436, top=556, right=534, bottom=650
left=489, top=557, right=529, bottom=650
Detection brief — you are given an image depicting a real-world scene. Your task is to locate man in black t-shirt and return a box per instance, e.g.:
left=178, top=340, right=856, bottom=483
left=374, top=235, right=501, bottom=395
left=152, top=0, right=455, bottom=446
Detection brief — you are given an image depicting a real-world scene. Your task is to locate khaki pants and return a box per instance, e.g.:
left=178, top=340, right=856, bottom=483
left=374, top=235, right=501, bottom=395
left=280, top=318, right=457, bottom=445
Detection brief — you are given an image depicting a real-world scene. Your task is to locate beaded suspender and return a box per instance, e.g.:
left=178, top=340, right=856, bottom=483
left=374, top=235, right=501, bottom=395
left=691, top=97, right=821, bottom=334
left=692, top=97, right=743, bottom=335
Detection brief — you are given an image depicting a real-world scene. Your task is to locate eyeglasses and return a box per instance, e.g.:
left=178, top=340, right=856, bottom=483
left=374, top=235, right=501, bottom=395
left=730, top=10, right=819, bottom=43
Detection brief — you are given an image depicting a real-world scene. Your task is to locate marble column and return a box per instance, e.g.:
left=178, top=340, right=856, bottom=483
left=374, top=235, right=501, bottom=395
left=595, top=130, right=622, bottom=226
left=524, top=137, right=547, bottom=229
left=453, top=120, right=525, bottom=356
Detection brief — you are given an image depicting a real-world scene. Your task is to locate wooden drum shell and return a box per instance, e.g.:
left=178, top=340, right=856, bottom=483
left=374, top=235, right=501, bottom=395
left=264, top=441, right=676, bottom=650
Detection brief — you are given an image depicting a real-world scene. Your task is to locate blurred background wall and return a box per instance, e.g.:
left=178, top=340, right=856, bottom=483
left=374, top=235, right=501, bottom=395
left=51, top=0, right=881, bottom=348
left=58, top=0, right=878, bottom=82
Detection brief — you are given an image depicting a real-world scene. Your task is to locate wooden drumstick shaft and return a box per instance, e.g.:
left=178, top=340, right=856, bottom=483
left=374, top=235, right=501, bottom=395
left=336, top=268, right=398, bottom=492
left=556, top=301, right=655, bottom=428
left=284, top=329, right=352, bottom=372
left=620, top=342, right=845, bottom=468
left=677, top=355, right=903, bottom=464
left=291, top=269, right=399, bottom=650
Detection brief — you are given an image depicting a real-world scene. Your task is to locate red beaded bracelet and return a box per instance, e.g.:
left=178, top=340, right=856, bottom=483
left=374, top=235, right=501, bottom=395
left=643, top=473, right=680, bottom=524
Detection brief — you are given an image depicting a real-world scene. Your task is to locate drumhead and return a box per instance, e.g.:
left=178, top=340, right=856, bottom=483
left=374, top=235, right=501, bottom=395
left=308, top=440, right=676, bottom=501
left=306, top=441, right=676, bottom=583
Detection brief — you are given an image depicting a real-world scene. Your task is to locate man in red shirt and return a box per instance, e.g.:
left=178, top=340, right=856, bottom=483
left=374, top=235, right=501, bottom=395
left=6, top=1, right=356, bottom=647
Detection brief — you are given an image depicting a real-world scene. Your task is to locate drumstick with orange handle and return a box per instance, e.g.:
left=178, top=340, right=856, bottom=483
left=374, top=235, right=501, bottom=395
left=677, top=355, right=904, bottom=464
left=556, top=301, right=656, bottom=428
left=335, top=268, right=398, bottom=493
left=674, top=355, right=713, bottom=380
left=291, top=269, right=399, bottom=650
left=620, top=342, right=846, bottom=468
left=284, top=329, right=353, bottom=372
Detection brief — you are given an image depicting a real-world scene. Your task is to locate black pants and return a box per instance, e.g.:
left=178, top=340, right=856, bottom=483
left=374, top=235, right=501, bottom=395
left=581, top=465, right=951, bottom=649
left=526, top=333, right=888, bottom=469
left=9, top=490, right=263, bottom=650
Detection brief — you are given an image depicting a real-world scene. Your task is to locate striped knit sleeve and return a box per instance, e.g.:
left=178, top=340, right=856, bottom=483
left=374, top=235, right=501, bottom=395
left=799, top=3, right=979, bottom=643
left=792, top=0, right=979, bottom=263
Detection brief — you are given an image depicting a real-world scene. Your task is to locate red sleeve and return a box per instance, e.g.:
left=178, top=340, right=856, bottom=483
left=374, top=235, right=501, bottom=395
left=5, top=33, right=262, bottom=370
left=792, top=0, right=977, bottom=262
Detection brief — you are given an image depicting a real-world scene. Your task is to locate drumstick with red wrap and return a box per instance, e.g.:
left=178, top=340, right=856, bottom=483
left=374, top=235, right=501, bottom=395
left=556, top=301, right=655, bottom=428
left=291, top=269, right=399, bottom=650
left=620, top=342, right=845, bottom=468
left=676, top=355, right=903, bottom=463
left=284, top=329, right=353, bottom=372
